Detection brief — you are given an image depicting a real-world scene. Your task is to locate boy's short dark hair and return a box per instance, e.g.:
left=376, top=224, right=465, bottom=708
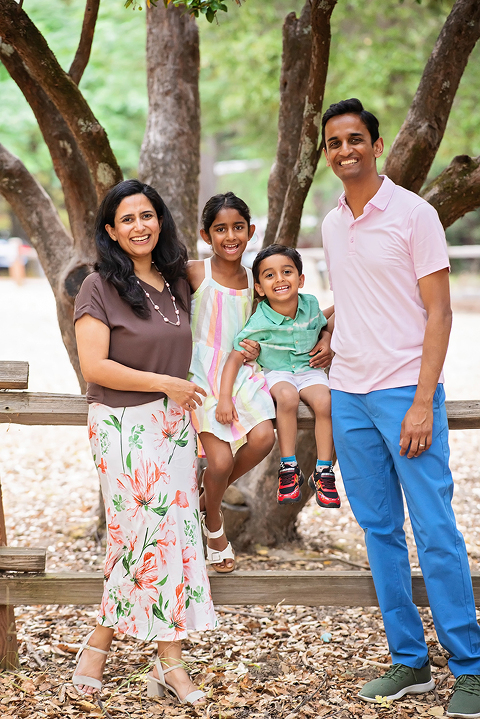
left=321, top=98, right=380, bottom=146
left=252, top=244, right=303, bottom=283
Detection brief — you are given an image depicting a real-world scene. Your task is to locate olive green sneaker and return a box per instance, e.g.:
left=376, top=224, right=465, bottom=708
left=358, top=663, right=435, bottom=702
left=447, top=675, right=480, bottom=718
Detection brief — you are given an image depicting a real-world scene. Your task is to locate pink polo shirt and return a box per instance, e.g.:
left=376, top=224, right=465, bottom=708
left=322, top=175, right=450, bottom=394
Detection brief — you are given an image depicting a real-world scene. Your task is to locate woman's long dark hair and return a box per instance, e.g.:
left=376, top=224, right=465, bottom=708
left=94, top=179, right=188, bottom=318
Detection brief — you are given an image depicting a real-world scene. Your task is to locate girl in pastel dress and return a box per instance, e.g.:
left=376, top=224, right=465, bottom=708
left=187, top=193, right=276, bottom=573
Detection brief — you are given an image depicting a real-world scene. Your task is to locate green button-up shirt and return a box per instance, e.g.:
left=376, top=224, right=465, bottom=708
left=233, top=293, right=327, bottom=374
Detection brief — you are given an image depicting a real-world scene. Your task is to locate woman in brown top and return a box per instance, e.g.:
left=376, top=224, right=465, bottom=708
left=74, top=179, right=213, bottom=706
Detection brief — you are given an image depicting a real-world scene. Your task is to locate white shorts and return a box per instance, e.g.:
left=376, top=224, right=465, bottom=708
left=265, top=368, right=329, bottom=392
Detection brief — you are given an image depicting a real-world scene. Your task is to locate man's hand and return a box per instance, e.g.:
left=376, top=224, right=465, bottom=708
left=309, top=331, right=334, bottom=369
left=399, top=400, right=433, bottom=458
left=239, top=339, right=260, bottom=364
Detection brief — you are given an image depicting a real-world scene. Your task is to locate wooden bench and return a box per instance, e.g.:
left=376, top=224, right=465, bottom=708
left=2, top=361, right=480, bottom=671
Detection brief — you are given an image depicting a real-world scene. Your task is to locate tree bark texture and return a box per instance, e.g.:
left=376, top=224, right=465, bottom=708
left=0, top=44, right=97, bottom=255
left=139, top=3, right=200, bottom=257
left=422, top=154, right=480, bottom=229
left=69, top=0, right=101, bottom=85
left=0, top=0, right=122, bottom=200
left=263, top=2, right=312, bottom=248
left=0, top=144, right=85, bottom=389
left=274, top=0, right=337, bottom=248
left=383, top=0, right=480, bottom=193
left=233, top=431, right=317, bottom=549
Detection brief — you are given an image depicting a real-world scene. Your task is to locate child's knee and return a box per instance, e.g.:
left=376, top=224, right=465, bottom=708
left=254, top=421, right=275, bottom=451
left=274, top=385, right=299, bottom=412
left=207, top=453, right=234, bottom=478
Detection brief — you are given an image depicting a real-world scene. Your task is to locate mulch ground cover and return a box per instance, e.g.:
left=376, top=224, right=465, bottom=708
left=1, top=424, right=480, bottom=718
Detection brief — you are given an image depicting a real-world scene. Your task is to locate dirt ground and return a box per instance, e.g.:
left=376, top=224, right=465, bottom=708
left=1, top=276, right=480, bottom=718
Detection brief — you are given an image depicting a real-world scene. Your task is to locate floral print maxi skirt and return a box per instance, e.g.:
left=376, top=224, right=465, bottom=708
left=88, top=396, right=216, bottom=642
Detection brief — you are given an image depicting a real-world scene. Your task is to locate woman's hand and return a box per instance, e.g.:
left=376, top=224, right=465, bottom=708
left=163, top=377, right=207, bottom=412
left=216, top=396, right=238, bottom=425
left=238, top=339, right=260, bottom=364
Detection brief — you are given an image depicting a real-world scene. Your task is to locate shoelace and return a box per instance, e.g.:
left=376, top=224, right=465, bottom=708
left=452, top=675, right=480, bottom=695
left=381, top=664, right=415, bottom=681
left=317, top=473, right=336, bottom=491
left=279, top=469, right=298, bottom=487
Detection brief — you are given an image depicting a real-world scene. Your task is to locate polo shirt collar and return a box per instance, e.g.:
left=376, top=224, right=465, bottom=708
left=337, top=174, right=395, bottom=212
left=262, top=294, right=307, bottom=324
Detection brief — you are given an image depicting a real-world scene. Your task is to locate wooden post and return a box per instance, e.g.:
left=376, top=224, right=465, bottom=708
left=0, top=480, right=19, bottom=670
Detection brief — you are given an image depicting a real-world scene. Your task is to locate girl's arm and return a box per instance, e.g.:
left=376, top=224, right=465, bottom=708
left=75, top=314, right=206, bottom=411
left=215, top=350, right=245, bottom=424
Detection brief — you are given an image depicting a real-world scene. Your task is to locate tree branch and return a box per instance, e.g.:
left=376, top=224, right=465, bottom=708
left=263, top=1, right=312, bottom=248
left=383, top=0, right=480, bottom=193
left=0, top=143, right=73, bottom=286
left=0, top=0, right=122, bottom=199
left=0, top=43, right=97, bottom=252
left=421, top=154, right=480, bottom=229
left=69, top=0, right=101, bottom=86
left=0, top=143, right=86, bottom=389
left=274, top=0, right=337, bottom=248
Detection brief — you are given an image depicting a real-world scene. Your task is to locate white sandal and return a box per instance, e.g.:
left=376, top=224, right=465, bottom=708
left=72, top=630, right=109, bottom=695
left=147, top=657, right=206, bottom=705
left=201, top=511, right=235, bottom=573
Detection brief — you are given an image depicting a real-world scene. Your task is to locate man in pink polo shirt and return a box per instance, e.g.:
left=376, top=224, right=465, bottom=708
left=321, top=98, right=480, bottom=717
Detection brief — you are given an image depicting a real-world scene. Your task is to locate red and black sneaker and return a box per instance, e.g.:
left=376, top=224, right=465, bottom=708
left=308, top=466, right=340, bottom=508
left=277, top=463, right=304, bottom=504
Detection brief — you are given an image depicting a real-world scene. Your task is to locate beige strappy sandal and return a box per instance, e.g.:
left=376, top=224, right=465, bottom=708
left=72, top=630, right=109, bottom=695
left=147, top=657, right=206, bottom=705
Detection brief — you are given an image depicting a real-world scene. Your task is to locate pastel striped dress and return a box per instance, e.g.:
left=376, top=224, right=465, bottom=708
left=189, top=257, right=275, bottom=444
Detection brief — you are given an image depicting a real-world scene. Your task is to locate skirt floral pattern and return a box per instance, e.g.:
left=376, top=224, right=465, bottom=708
left=88, top=396, right=216, bottom=642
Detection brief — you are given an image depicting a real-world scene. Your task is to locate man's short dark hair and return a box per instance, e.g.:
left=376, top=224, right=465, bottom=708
left=252, top=244, right=303, bottom=284
left=321, top=98, right=380, bottom=146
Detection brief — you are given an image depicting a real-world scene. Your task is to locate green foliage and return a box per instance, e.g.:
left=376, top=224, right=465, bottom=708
left=1, top=0, right=479, bottom=223
left=125, top=0, right=236, bottom=23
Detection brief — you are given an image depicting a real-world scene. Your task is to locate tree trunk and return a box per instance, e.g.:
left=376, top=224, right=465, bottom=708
left=263, top=2, right=312, bottom=248
left=274, top=0, right=337, bottom=248
left=383, top=0, right=480, bottom=192
left=232, top=430, right=316, bottom=549
left=139, top=3, right=200, bottom=257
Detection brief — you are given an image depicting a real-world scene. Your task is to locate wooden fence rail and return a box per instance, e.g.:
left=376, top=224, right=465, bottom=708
left=2, top=570, right=480, bottom=608
left=2, top=391, right=480, bottom=430
left=2, top=362, right=480, bottom=670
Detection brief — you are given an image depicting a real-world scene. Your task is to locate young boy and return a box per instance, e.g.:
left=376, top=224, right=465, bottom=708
left=215, top=244, right=339, bottom=508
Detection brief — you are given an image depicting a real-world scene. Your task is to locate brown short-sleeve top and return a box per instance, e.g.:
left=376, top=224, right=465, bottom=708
left=74, top=272, right=192, bottom=408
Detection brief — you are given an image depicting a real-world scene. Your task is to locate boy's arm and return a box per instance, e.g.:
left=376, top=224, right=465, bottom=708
left=216, top=350, right=245, bottom=424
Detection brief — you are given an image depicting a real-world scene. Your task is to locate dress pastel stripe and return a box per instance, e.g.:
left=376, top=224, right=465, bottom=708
left=88, top=397, right=216, bottom=642
left=189, top=257, right=275, bottom=443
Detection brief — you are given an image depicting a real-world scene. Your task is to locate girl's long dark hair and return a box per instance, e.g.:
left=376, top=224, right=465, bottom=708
left=94, top=179, right=188, bottom=318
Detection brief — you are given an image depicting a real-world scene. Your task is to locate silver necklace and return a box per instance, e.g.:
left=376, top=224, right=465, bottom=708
left=136, top=266, right=180, bottom=326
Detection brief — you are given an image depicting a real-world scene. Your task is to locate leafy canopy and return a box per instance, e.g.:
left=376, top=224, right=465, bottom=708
left=125, top=0, right=241, bottom=23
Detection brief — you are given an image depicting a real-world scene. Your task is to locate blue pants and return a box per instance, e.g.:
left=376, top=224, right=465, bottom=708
left=331, top=385, right=480, bottom=676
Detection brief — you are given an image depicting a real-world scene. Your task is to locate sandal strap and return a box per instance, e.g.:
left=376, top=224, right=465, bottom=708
left=184, top=689, right=206, bottom=704
left=206, top=541, right=235, bottom=565
left=72, top=674, right=102, bottom=691
left=162, top=663, right=184, bottom=676
left=201, top=511, right=226, bottom=540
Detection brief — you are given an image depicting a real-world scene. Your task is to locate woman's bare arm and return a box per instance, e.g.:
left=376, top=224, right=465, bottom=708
left=75, top=314, right=206, bottom=410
